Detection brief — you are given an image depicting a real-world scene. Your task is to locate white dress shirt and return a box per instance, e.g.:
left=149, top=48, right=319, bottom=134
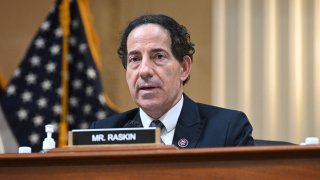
left=140, top=95, right=184, bottom=145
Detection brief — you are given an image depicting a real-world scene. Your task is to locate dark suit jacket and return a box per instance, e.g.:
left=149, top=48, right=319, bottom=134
left=90, top=95, right=254, bottom=148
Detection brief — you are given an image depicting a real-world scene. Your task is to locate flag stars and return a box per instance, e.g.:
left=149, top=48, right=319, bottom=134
left=67, top=53, right=73, bottom=63
left=7, top=85, right=16, bottom=96
left=69, top=36, right=77, bottom=46
left=78, top=122, right=89, bottom=129
left=85, top=86, right=94, bottom=96
left=33, top=115, right=44, bottom=127
left=49, top=5, right=56, bottom=14
left=72, top=79, right=82, bottom=90
left=41, top=21, right=50, bottom=31
left=52, top=104, right=61, bottom=115
left=30, top=55, right=41, bottom=66
left=49, top=121, right=59, bottom=132
left=21, top=91, right=33, bottom=103
left=96, top=110, right=107, bottom=120
left=13, top=68, right=21, bottom=77
left=83, top=104, right=92, bottom=114
left=50, top=44, right=61, bottom=55
left=34, top=38, right=45, bottom=49
left=69, top=96, right=79, bottom=107
left=79, top=43, right=87, bottom=53
left=72, top=19, right=79, bottom=29
left=37, top=97, right=48, bottom=109
left=99, top=94, right=106, bottom=104
left=67, top=114, right=75, bottom=125
left=77, top=62, right=84, bottom=71
left=41, top=80, right=52, bottom=91
left=25, top=73, right=37, bottom=85
left=46, top=62, right=56, bottom=73
left=54, top=28, right=63, bottom=38
left=29, top=132, right=40, bottom=145
left=56, top=88, right=62, bottom=96
left=86, top=68, right=96, bottom=79
left=17, top=108, right=28, bottom=121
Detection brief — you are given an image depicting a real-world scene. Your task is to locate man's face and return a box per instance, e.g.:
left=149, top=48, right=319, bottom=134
left=125, top=24, right=191, bottom=118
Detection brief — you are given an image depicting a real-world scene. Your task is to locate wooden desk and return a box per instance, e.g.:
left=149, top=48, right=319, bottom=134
left=0, top=145, right=319, bottom=179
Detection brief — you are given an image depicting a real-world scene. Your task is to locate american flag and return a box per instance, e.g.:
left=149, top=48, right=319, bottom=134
left=0, top=0, right=117, bottom=152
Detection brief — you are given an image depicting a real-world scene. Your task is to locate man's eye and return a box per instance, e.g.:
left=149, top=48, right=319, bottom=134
left=154, top=53, right=166, bottom=60
left=128, top=57, right=140, bottom=63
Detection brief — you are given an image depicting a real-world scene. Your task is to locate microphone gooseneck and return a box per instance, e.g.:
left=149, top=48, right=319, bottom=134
left=123, top=120, right=142, bottom=128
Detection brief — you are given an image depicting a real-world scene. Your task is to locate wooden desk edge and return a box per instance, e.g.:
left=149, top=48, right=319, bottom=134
left=0, top=145, right=319, bottom=164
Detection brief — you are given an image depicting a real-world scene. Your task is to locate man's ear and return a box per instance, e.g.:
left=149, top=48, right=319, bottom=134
left=180, top=55, right=192, bottom=82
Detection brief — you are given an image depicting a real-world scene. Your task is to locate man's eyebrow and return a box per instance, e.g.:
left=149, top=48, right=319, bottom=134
left=128, top=48, right=167, bottom=55
left=151, top=48, right=166, bottom=53
left=128, top=50, right=140, bottom=55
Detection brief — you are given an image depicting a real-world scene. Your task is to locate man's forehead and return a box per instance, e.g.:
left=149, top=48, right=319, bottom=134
left=127, top=24, right=170, bottom=42
left=131, top=23, right=168, bottom=34
left=128, top=48, right=168, bottom=55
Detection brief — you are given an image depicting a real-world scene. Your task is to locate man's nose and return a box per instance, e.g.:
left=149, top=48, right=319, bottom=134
left=139, top=58, right=154, bottom=79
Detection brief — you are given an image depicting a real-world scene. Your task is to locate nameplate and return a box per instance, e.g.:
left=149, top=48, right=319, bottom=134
left=68, top=128, right=160, bottom=146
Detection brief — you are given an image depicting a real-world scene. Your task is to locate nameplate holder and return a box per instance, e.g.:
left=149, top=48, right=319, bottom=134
left=68, top=128, right=161, bottom=146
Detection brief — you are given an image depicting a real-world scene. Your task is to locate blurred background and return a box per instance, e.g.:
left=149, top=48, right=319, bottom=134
left=0, top=0, right=319, bottom=145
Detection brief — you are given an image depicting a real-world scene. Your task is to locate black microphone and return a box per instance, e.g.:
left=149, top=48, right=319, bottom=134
left=123, top=119, right=143, bottom=128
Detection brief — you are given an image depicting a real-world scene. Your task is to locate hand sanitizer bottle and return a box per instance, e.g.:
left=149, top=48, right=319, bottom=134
left=41, top=124, right=56, bottom=153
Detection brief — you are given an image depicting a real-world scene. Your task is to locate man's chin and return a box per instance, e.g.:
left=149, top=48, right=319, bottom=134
left=139, top=103, right=165, bottom=119
left=138, top=89, right=160, bottom=99
left=136, top=99, right=162, bottom=111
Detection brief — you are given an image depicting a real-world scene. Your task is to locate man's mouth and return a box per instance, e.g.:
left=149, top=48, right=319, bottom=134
left=139, top=86, right=156, bottom=91
left=136, top=81, right=160, bottom=92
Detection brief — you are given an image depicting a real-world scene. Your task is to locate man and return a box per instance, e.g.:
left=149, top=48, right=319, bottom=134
left=91, top=14, right=254, bottom=148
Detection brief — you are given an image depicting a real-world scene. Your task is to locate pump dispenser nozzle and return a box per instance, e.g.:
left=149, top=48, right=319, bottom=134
left=42, top=124, right=56, bottom=152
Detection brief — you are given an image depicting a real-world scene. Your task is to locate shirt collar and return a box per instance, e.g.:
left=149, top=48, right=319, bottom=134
left=140, top=95, right=184, bottom=133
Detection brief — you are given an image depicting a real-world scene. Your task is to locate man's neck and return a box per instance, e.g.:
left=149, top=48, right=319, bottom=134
left=141, top=94, right=183, bottom=119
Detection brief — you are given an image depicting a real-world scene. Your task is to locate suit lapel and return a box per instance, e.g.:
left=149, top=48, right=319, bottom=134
left=131, top=112, right=143, bottom=127
left=173, top=95, right=205, bottom=148
left=121, top=109, right=143, bottom=128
